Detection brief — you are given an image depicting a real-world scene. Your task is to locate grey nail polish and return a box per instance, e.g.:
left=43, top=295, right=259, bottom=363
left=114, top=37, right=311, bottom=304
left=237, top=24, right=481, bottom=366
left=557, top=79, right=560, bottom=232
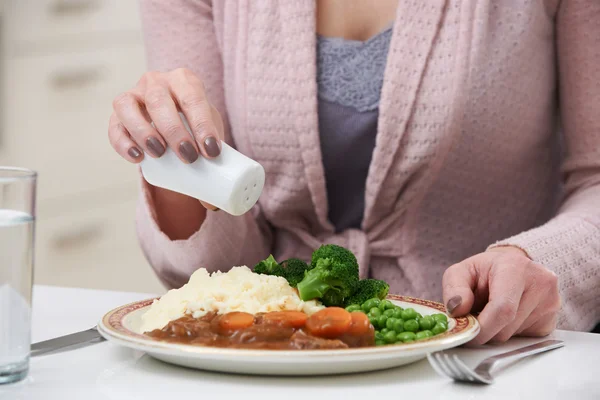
left=446, top=295, right=462, bottom=315
left=128, top=147, right=142, bottom=159
left=146, top=137, right=166, bottom=157
left=179, top=141, right=199, bottom=163
left=203, top=136, right=221, bottom=158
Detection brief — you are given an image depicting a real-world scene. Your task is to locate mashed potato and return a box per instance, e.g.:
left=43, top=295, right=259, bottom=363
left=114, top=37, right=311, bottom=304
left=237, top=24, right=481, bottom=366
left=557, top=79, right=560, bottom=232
left=140, top=266, right=324, bottom=333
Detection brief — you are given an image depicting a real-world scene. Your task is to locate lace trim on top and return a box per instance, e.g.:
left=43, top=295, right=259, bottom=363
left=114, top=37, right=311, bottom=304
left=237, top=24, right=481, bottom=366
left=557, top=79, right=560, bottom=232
left=316, top=26, right=393, bottom=112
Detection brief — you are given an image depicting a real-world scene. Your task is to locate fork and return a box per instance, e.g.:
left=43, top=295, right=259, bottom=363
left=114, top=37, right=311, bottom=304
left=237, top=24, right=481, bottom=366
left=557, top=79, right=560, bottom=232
left=427, top=339, right=564, bottom=384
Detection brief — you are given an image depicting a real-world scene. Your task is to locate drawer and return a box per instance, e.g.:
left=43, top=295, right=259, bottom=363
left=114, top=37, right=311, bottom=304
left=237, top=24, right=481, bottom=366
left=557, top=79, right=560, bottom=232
left=3, top=44, right=147, bottom=202
left=34, top=196, right=165, bottom=294
left=6, top=0, right=142, bottom=45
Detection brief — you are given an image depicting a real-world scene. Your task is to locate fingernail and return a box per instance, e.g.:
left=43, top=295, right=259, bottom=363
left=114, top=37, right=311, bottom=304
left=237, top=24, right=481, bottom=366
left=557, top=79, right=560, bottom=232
left=128, top=147, right=142, bottom=159
left=179, top=141, right=199, bottom=163
left=446, top=295, right=462, bottom=315
left=146, top=137, right=166, bottom=157
left=203, top=136, right=221, bottom=158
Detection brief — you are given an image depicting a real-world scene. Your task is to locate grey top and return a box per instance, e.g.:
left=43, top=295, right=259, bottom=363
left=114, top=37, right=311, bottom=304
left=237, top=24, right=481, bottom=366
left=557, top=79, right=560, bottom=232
left=317, top=27, right=393, bottom=232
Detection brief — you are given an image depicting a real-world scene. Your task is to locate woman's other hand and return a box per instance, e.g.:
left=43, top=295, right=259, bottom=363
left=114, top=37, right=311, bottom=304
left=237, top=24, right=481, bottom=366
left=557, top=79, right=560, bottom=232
left=442, top=246, right=560, bottom=345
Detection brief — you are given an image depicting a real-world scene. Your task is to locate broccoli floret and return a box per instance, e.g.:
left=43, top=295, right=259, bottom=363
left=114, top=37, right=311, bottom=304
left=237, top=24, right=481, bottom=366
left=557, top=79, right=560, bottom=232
left=345, top=279, right=390, bottom=307
left=253, top=254, right=285, bottom=277
left=310, top=244, right=358, bottom=270
left=297, top=245, right=360, bottom=306
left=279, top=258, right=309, bottom=287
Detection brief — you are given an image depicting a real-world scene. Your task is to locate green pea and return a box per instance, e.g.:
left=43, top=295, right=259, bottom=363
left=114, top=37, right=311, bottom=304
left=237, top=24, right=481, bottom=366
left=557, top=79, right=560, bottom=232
left=345, top=304, right=362, bottom=313
left=401, top=308, right=418, bottom=320
left=415, top=330, right=433, bottom=340
left=392, top=319, right=405, bottom=333
left=374, top=331, right=384, bottom=341
left=418, top=316, right=434, bottom=331
left=379, top=300, right=395, bottom=310
left=378, top=315, right=388, bottom=329
left=362, top=298, right=380, bottom=312
left=385, top=317, right=398, bottom=330
left=380, top=328, right=390, bottom=335
left=433, top=313, right=448, bottom=324
left=383, top=309, right=395, bottom=318
left=416, top=313, right=423, bottom=319
left=375, top=340, right=386, bottom=346
left=392, top=308, right=404, bottom=319
left=432, top=322, right=448, bottom=335
left=397, top=331, right=417, bottom=342
left=369, top=315, right=379, bottom=329
left=404, top=319, right=419, bottom=332
left=403, top=340, right=415, bottom=344
left=369, top=307, right=382, bottom=318
left=384, top=330, right=397, bottom=344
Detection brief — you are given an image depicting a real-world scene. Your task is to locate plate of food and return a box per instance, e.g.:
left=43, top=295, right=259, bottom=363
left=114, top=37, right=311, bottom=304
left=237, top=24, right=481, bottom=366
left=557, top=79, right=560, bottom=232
left=98, top=245, right=479, bottom=375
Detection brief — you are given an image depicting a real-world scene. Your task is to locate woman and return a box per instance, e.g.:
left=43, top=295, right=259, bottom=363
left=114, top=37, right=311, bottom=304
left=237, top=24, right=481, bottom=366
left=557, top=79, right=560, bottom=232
left=108, top=0, right=600, bottom=344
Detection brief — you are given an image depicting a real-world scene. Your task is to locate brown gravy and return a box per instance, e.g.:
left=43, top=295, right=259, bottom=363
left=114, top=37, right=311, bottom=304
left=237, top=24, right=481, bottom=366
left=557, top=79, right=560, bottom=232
left=145, top=311, right=375, bottom=350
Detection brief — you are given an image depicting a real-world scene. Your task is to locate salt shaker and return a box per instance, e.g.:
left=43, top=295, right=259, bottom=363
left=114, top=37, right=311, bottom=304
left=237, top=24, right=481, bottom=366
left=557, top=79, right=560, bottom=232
left=140, top=114, right=265, bottom=216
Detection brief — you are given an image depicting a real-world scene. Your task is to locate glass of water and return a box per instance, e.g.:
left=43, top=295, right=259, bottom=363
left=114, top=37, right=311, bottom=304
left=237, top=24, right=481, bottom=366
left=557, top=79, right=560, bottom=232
left=0, top=167, right=36, bottom=384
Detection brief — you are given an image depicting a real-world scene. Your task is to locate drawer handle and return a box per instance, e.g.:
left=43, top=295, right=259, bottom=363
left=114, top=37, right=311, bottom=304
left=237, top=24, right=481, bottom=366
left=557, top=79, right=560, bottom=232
left=50, top=67, right=103, bottom=90
left=51, top=224, right=104, bottom=250
left=50, top=0, right=100, bottom=15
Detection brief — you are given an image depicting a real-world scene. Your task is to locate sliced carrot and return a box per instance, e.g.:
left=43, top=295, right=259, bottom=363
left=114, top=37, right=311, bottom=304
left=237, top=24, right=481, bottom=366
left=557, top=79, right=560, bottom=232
left=347, top=311, right=373, bottom=336
left=305, top=307, right=352, bottom=339
left=218, top=312, right=255, bottom=333
left=263, top=311, right=308, bottom=328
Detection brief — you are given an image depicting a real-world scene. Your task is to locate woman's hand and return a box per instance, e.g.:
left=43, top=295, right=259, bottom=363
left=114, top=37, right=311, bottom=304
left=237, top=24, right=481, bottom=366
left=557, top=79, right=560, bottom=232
left=108, top=68, right=225, bottom=214
left=109, top=68, right=224, bottom=164
left=442, top=246, right=560, bottom=345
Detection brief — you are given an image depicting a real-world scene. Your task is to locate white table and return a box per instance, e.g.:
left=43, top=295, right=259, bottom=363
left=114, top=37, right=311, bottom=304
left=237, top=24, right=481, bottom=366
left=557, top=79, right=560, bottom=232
left=1, top=285, right=599, bottom=399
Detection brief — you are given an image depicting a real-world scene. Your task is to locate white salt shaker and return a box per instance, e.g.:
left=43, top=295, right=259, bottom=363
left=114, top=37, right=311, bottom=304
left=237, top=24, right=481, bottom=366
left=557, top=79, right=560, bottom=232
left=140, top=114, right=265, bottom=216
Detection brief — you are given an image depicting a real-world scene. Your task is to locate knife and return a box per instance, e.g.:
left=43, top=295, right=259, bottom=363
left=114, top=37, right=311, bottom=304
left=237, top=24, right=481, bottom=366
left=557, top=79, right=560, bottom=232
left=30, top=327, right=105, bottom=357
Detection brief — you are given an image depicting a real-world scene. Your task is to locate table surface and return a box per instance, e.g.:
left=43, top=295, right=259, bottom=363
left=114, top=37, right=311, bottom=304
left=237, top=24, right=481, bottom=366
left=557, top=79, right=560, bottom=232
left=1, top=285, right=599, bottom=400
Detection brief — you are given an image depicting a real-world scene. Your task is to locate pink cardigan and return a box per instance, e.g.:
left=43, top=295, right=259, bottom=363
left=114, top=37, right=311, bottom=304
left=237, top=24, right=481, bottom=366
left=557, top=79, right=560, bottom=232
left=136, top=0, right=600, bottom=331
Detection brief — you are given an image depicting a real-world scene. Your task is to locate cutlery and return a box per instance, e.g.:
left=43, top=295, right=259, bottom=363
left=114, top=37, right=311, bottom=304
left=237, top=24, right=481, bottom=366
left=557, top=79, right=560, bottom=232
left=427, top=339, right=564, bottom=384
left=30, top=326, right=105, bottom=357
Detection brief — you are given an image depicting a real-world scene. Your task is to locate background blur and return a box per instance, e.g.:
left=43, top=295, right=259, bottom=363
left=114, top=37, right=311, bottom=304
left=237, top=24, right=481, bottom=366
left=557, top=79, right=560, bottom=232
left=0, top=1, right=164, bottom=294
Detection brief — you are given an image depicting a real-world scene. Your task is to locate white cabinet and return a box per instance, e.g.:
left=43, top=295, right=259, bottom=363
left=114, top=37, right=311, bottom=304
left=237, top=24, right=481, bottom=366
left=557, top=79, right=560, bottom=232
left=35, top=195, right=162, bottom=293
left=7, top=0, right=141, bottom=47
left=4, top=45, right=145, bottom=201
left=1, top=0, right=165, bottom=294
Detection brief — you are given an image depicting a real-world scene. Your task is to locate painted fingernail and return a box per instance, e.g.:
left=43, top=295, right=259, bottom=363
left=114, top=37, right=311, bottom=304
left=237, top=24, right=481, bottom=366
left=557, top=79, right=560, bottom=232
left=179, top=141, right=199, bottom=163
left=203, top=136, right=221, bottom=158
left=446, top=295, right=462, bottom=315
left=146, top=137, right=166, bottom=157
left=128, top=147, right=142, bottom=159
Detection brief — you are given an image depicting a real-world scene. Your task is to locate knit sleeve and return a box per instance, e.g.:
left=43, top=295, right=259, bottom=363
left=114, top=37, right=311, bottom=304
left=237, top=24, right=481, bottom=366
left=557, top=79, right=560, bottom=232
left=488, top=0, right=600, bottom=331
left=135, top=0, right=272, bottom=288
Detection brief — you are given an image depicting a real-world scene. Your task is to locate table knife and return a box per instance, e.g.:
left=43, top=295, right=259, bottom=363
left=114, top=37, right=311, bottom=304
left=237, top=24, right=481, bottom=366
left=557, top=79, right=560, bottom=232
left=30, top=327, right=105, bottom=357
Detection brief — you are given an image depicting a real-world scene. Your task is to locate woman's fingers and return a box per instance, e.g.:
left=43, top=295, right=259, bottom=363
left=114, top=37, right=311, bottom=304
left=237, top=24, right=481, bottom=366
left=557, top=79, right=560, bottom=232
left=442, top=260, right=477, bottom=317
left=469, top=258, right=526, bottom=345
left=490, top=288, right=539, bottom=343
left=108, top=113, right=144, bottom=163
left=143, top=73, right=200, bottom=164
left=516, top=274, right=560, bottom=336
left=519, top=313, right=558, bottom=337
left=112, top=88, right=165, bottom=158
left=167, top=68, right=222, bottom=159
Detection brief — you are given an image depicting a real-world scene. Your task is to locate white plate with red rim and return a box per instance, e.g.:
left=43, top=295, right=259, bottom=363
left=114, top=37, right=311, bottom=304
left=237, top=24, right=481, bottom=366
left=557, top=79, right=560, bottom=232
left=98, top=294, right=480, bottom=376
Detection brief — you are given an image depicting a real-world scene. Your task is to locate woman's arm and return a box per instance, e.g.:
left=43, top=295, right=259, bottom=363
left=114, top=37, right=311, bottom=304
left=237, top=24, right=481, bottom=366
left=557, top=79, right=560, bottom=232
left=135, top=0, right=273, bottom=288
left=487, top=0, right=600, bottom=330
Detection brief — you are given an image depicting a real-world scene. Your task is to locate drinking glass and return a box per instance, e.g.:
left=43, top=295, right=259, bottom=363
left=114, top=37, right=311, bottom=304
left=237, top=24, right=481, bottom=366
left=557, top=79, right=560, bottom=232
left=0, top=167, right=36, bottom=384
